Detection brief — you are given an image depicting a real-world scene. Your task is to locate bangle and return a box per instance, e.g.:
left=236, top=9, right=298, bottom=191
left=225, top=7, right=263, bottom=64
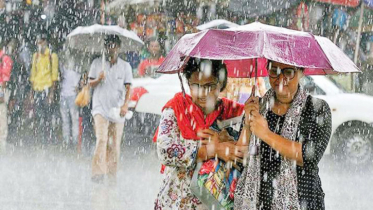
left=206, top=144, right=215, bottom=159
left=199, top=145, right=208, bottom=161
left=243, top=124, right=250, bottom=129
left=204, top=145, right=208, bottom=161
left=200, top=145, right=208, bottom=161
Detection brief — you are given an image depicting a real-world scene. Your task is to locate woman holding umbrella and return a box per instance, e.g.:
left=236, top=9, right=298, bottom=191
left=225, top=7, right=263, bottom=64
left=153, top=58, right=245, bottom=210
left=234, top=60, right=332, bottom=210
left=156, top=22, right=360, bottom=210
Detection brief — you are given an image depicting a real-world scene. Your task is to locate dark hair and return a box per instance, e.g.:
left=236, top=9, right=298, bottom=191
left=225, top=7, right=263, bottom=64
left=183, top=57, right=228, bottom=92
left=104, top=35, right=121, bottom=47
left=146, top=36, right=165, bottom=56
left=37, top=29, right=49, bottom=42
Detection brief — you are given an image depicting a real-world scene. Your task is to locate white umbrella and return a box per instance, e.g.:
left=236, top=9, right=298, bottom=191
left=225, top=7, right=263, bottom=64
left=66, top=24, right=144, bottom=54
left=196, top=19, right=239, bottom=31
left=66, top=24, right=144, bottom=86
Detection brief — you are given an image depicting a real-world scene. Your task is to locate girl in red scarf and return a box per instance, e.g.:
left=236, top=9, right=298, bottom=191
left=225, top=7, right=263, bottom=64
left=154, top=58, right=244, bottom=210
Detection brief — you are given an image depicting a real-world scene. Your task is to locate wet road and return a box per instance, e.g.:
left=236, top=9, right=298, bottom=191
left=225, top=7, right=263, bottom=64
left=0, top=133, right=372, bottom=210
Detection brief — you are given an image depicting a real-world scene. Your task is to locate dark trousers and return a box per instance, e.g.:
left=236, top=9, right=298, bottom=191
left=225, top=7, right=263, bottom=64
left=33, top=90, right=53, bottom=144
left=81, top=106, right=96, bottom=155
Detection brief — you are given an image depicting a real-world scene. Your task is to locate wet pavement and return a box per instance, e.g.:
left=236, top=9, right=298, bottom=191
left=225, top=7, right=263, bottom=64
left=0, top=133, right=372, bottom=210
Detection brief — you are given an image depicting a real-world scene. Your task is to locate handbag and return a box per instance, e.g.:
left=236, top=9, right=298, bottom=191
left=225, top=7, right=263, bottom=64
left=190, top=117, right=243, bottom=210
left=191, top=160, right=241, bottom=210
left=75, top=85, right=90, bottom=107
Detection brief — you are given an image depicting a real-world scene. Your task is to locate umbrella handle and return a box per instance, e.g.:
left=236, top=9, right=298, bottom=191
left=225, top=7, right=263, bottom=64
left=251, top=57, right=258, bottom=98
left=245, top=59, right=258, bottom=104
left=250, top=85, right=256, bottom=98
left=101, top=50, right=106, bottom=83
left=178, top=71, right=186, bottom=97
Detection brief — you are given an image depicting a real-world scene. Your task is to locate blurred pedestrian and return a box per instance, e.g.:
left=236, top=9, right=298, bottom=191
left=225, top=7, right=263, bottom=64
left=89, top=35, right=133, bottom=183
left=29, top=31, right=59, bottom=144
left=7, top=38, right=31, bottom=143
left=137, top=37, right=165, bottom=78
left=18, top=32, right=32, bottom=74
left=0, top=39, right=13, bottom=153
left=59, top=50, right=80, bottom=149
left=79, top=72, right=96, bottom=155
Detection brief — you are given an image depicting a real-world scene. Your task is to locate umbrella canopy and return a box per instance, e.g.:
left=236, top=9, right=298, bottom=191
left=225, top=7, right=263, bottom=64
left=196, top=19, right=239, bottom=31
left=66, top=24, right=144, bottom=53
left=312, top=0, right=360, bottom=7
left=157, top=22, right=361, bottom=78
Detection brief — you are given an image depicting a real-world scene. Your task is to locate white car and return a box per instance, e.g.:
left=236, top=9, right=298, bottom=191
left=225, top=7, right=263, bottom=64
left=130, top=75, right=373, bottom=165
left=127, top=74, right=188, bottom=136
left=130, top=74, right=189, bottom=114
left=302, top=76, right=373, bottom=165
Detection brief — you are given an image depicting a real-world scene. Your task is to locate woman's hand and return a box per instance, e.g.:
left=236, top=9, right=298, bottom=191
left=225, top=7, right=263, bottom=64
left=198, top=129, right=236, bottom=159
left=216, top=141, right=236, bottom=162
left=217, top=128, right=234, bottom=142
left=216, top=142, right=248, bottom=170
left=198, top=128, right=234, bottom=143
left=244, top=96, right=259, bottom=125
left=249, top=110, right=271, bottom=140
left=198, top=129, right=250, bottom=166
left=229, top=144, right=248, bottom=162
left=198, top=129, right=220, bottom=159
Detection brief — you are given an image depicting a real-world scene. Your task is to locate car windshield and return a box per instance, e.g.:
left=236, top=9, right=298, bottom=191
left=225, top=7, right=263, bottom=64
left=307, top=76, right=346, bottom=95
left=326, top=76, right=348, bottom=93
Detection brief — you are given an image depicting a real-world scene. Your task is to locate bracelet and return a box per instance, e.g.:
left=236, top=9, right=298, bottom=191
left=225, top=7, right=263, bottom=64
left=206, top=144, right=215, bottom=159
left=204, top=145, right=208, bottom=161
left=243, top=124, right=250, bottom=129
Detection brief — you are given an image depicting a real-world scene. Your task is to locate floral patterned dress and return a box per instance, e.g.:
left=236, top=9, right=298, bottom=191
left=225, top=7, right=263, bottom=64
left=154, top=108, right=208, bottom=210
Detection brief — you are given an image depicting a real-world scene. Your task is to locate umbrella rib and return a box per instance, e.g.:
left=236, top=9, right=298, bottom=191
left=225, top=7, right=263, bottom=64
left=310, top=33, right=334, bottom=73
left=187, top=30, right=213, bottom=58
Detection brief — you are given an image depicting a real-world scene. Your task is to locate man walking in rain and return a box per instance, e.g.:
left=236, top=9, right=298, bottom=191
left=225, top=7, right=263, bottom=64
left=89, top=35, right=133, bottom=183
left=30, top=31, right=59, bottom=144
left=59, top=50, right=80, bottom=149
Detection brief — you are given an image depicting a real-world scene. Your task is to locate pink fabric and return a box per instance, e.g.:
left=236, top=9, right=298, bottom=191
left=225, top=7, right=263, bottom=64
left=0, top=51, right=13, bottom=84
left=157, top=22, right=360, bottom=77
left=225, top=58, right=268, bottom=78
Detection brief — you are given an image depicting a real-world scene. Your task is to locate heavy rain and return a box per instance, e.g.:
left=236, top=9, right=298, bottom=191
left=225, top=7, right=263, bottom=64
left=0, top=0, right=372, bottom=210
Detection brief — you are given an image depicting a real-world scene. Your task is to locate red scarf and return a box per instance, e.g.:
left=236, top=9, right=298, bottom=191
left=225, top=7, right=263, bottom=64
left=153, top=92, right=244, bottom=142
